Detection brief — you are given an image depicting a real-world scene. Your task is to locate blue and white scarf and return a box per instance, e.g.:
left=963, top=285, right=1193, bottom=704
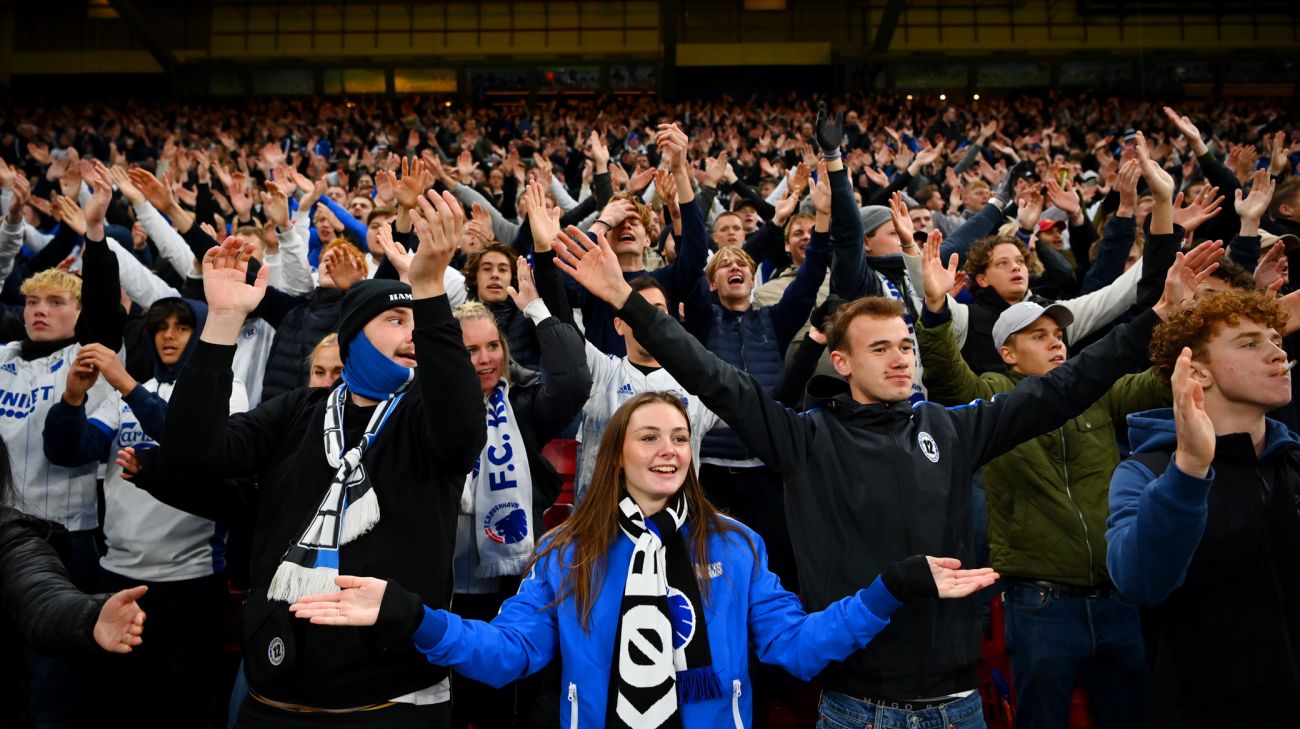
left=267, top=382, right=408, bottom=602
left=462, top=380, right=533, bottom=578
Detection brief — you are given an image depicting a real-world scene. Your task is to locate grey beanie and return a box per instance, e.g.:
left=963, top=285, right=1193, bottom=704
left=860, top=206, right=893, bottom=236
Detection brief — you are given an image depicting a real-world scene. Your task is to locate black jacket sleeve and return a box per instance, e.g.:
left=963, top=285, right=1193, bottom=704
left=517, top=317, right=591, bottom=443
left=74, top=235, right=127, bottom=351
left=127, top=447, right=257, bottom=522
left=411, top=295, right=487, bottom=473
left=0, top=510, right=104, bottom=655
left=161, top=341, right=305, bottom=477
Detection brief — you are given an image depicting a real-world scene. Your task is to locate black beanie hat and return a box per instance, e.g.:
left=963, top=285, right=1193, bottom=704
left=336, top=279, right=414, bottom=362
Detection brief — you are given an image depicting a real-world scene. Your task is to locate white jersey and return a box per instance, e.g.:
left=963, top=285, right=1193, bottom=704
left=90, top=377, right=249, bottom=581
left=575, top=341, right=720, bottom=504
left=0, top=341, right=112, bottom=531
left=233, top=318, right=275, bottom=408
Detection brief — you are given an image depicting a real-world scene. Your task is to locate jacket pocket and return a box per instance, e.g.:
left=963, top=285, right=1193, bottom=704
left=732, top=679, right=743, bottom=729
left=568, top=682, right=578, bottom=729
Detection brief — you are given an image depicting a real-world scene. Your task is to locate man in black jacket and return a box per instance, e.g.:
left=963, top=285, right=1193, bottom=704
left=551, top=145, right=1211, bottom=727
left=153, top=190, right=485, bottom=728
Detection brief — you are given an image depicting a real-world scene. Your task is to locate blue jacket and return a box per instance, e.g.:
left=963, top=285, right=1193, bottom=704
left=411, top=520, right=901, bottom=728
left=1107, top=407, right=1300, bottom=605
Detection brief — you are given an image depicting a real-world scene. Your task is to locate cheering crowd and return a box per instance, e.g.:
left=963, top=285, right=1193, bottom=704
left=0, top=90, right=1298, bottom=729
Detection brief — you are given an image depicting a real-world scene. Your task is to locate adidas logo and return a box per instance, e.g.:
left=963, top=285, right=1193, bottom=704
left=0, top=364, right=15, bottom=375
left=617, top=383, right=635, bottom=396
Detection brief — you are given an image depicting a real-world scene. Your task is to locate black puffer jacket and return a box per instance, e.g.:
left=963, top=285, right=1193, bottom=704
left=0, top=508, right=104, bottom=654
left=252, top=285, right=345, bottom=402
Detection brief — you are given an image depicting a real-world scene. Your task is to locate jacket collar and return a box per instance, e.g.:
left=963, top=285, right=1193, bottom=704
left=806, top=375, right=914, bottom=428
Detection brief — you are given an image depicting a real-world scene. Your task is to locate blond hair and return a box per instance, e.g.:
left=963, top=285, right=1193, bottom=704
left=453, top=301, right=511, bottom=386
left=20, top=269, right=82, bottom=304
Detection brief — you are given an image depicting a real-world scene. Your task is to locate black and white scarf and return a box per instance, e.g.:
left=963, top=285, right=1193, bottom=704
left=607, top=494, right=722, bottom=729
left=267, top=383, right=408, bottom=603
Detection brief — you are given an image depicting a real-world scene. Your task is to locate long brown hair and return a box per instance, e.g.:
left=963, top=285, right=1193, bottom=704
left=530, top=392, right=751, bottom=631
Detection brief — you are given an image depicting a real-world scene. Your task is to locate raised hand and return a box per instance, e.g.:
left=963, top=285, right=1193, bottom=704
left=260, top=183, right=290, bottom=229
left=506, top=256, right=540, bottom=311
left=82, top=166, right=113, bottom=239
left=94, top=585, right=148, bottom=654
left=53, top=195, right=86, bottom=237
left=704, top=152, right=729, bottom=188
left=373, top=224, right=412, bottom=283
left=1162, top=106, right=1208, bottom=157
left=1255, top=242, right=1289, bottom=292
left=128, top=168, right=176, bottom=213
left=588, top=129, right=610, bottom=172
left=289, top=575, right=387, bottom=627
left=1171, top=347, right=1215, bottom=478
left=889, top=190, right=915, bottom=247
left=321, top=246, right=367, bottom=293
left=813, top=101, right=844, bottom=159
left=202, top=236, right=269, bottom=319
left=1116, top=159, right=1141, bottom=218
left=1153, top=240, right=1224, bottom=320
left=654, top=123, right=688, bottom=171
left=456, top=150, right=477, bottom=182
left=927, top=557, right=1000, bottom=599
left=1234, top=169, right=1275, bottom=234
left=409, top=190, right=463, bottom=297
left=1136, top=131, right=1174, bottom=234
left=552, top=225, right=632, bottom=308
left=1045, top=177, right=1082, bottom=220
left=920, top=229, right=957, bottom=313
left=1171, top=185, right=1224, bottom=236
left=628, top=166, right=657, bottom=194
left=654, top=167, right=680, bottom=219
left=394, top=156, right=432, bottom=211
left=6, top=174, right=30, bottom=224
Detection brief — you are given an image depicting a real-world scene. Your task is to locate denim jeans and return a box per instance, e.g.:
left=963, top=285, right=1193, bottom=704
left=1003, top=580, right=1149, bottom=729
left=815, top=689, right=986, bottom=729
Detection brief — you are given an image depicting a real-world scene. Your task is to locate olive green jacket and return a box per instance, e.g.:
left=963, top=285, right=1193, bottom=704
left=918, top=318, right=1170, bottom=586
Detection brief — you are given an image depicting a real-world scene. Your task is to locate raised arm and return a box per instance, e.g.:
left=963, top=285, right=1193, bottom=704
left=1106, top=347, right=1215, bottom=605
left=552, top=225, right=812, bottom=474
left=408, top=190, right=487, bottom=471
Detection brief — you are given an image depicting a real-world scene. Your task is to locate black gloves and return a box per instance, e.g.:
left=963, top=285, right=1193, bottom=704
left=991, top=159, right=1034, bottom=209
left=809, top=294, right=848, bottom=333
left=814, top=101, right=844, bottom=161
left=881, top=555, right=939, bottom=602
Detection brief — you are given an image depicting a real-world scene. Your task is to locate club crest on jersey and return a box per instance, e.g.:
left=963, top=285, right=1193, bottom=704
left=918, top=431, right=940, bottom=463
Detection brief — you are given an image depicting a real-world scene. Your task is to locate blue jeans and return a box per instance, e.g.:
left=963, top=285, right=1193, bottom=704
left=1003, top=580, right=1149, bottom=729
left=815, top=689, right=986, bottom=729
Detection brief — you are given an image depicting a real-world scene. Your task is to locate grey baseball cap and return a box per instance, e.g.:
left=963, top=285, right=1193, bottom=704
left=993, top=301, right=1075, bottom=349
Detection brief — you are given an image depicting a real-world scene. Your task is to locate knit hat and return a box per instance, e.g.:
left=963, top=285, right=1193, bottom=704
left=336, top=279, right=414, bottom=362
left=860, top=206, right=893, bottom=236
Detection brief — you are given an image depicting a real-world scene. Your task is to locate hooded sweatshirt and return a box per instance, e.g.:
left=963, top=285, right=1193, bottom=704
left=1107, top=408, right=1300, bottom=726
left=44, top=298, right=249, bottom=581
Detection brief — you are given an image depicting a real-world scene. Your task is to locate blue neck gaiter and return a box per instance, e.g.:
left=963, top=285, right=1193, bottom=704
left=342, top=332, right=413, bottom=400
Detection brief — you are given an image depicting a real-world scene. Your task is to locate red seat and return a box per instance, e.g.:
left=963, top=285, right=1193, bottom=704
left=542, top=439, right=578, bottom=528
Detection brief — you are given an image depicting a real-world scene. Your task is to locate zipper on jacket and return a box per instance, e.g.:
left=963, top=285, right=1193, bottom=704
left=889, top=428, right=922, bottom=695
left=731, top=679, right=743, bottom=729
left=568, top=682, right=578, bottom=729
left=1059, top=428, right=1095, bottom=583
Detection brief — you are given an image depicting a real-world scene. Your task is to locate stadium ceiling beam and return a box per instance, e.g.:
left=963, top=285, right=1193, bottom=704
left=107, top=0, right=178, bottom=72
left=871, top=0, right=906, bottom=55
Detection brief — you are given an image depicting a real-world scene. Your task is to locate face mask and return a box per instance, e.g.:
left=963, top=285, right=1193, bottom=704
left=341, top=331, right=413, bottom=400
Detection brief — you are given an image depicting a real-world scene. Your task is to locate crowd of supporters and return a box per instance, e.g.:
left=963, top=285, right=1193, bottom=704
left=1, top=89, right=1298, bottom=729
